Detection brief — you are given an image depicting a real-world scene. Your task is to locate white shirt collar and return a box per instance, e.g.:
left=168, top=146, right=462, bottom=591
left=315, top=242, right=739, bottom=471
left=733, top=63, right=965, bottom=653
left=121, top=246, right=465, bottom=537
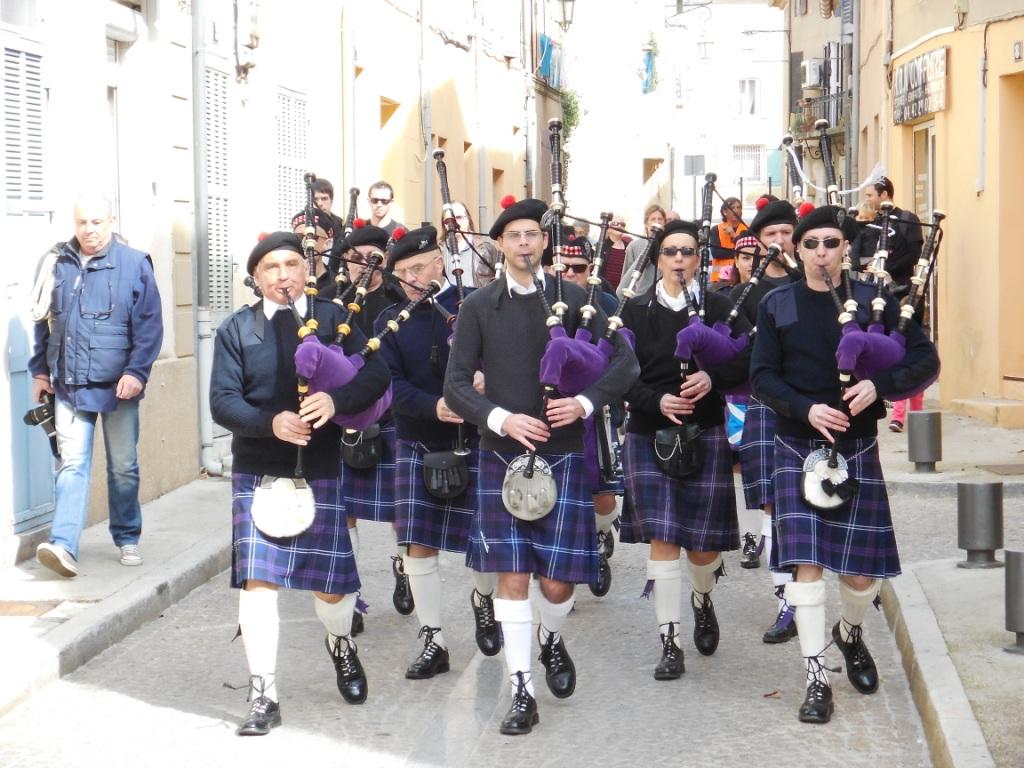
left=655, top=278, right=699, bottom=312
left=505, top=269, right=545, bottom=297
left=263, top=293, right=307, bottom=320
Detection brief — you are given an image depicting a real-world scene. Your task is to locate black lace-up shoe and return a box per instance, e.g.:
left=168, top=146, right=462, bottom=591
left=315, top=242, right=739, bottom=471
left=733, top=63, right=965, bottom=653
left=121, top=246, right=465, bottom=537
left=326, top=635, right=368, bottom=704
left=471, top=590, right=502, bottom=656
left=406, top=626, right=450, bottom=679
left=739, top=532, right=762, bottom=569
left=499, top=672, right=539, bottom=735
left=538, top=630, right=576, bottom=699
left=763, top=603, right=798, bottom=644
left=653, top=624, right=685, bottom=680
left=692, top=592, right=720, bottom=656
left=832, top=621, right=879, bottom=694
left=236, top=676, right=281, bottom=736
left=392, top=556, right=415, bottom=615
left=798, top=678, right=835, bottom=724
left=589, top=551, right=612, bottom=597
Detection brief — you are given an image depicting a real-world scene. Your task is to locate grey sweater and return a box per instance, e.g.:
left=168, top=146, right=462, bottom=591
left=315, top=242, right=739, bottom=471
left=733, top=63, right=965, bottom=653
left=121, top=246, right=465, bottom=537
left=444, top=275, right=639, bottom=453
left=616, top=237, right=658, bottom=299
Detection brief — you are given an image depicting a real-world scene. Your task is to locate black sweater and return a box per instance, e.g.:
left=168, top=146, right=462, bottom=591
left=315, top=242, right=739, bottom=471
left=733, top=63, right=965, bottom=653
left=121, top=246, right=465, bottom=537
left=211, top=298, right=390, bottom=478
left=621, top=287, right=752, bottom=436
left=444, top=275, right=639, bottom=453
left=728, top=273, right=795, bottom=326
left=750, top=279, right=939, bottom=439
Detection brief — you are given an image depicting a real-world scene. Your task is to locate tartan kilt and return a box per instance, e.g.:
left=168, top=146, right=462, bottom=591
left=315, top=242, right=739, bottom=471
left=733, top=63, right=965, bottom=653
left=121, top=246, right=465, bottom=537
left=739, top=398, right=776, bottom=509
left=771, top=435, right=900, bottom=578
left=394, top=439, right=477, bottom=554
left=583, top=413, right=625, bottom=497
left=231, top=472, right=361, bottom=595
left=467, top=449, right=598, bottom=584
left=339, top=421, right=396, bottom=522
left=620, top=426, right=740, bottom=552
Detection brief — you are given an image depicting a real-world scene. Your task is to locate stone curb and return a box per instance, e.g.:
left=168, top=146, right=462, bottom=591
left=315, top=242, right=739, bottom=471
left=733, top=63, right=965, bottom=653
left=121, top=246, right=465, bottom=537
left=0, top=537, right=231, bottom=719
left=881, top=565, right=996, bottom=768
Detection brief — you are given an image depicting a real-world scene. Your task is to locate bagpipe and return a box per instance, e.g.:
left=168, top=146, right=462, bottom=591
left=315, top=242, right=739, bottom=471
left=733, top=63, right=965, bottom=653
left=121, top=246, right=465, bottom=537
left=324, top=185, right=359, bottom=292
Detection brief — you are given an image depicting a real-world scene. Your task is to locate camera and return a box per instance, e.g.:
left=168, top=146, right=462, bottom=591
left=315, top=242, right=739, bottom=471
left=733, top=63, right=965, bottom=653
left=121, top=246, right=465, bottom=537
left=24, top=392, right=60, bottom=458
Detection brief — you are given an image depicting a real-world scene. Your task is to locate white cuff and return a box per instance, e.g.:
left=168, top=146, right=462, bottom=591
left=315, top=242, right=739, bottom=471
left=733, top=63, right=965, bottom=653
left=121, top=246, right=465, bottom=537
left=486, top=407, right=512, bottom=437
left=575, top=395, right=594, bottom=419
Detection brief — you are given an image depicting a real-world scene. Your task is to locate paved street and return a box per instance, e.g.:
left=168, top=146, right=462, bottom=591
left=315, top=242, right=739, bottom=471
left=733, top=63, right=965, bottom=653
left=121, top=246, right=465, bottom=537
left=0, top=492, right=936, bottom=768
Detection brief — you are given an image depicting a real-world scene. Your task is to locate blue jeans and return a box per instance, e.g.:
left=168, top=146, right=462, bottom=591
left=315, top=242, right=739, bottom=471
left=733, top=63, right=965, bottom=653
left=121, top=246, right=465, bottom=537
left=50, top=398, right=142, bottom=559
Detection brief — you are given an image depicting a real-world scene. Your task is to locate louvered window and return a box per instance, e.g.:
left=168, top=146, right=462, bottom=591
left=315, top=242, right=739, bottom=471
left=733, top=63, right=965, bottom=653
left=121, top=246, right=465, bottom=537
left=4, top=45, right=45, bottom=216
left=276, top=89, right=308, bottom=229
left=733, top=144, right=765, bottom=182
left=205, top=67, right=232, bottom=314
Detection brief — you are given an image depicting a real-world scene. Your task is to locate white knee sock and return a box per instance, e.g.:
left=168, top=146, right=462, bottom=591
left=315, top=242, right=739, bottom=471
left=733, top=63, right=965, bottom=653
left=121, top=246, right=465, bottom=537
left=472, top=571, right=497, bottom=602
left=786, top=580, right=828, bottom=687
left=647, top=559, right=682, bottom=648
left=314, top=593, right=357, bottom=643
left=595, top=508, right=617, bottom=534
left=536, top=589, right=575, bottom=644
left=838, top=579, right=880, bottom=641
left=405, top=554, right=446, bottom=648
left=494, top=597, right=535, bottom=696
left=687, top=554, right=722, bottom=607
left=238, top=588, right=280, bottom=702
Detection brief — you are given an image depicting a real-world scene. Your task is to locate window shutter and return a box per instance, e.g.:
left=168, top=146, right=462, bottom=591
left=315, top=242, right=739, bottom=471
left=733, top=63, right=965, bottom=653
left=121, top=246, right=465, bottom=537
left=4, top=45, right=45, bottom=215
left=276, top=89, right=308, bottom=229
left=204, top=66, right=232, bottom=314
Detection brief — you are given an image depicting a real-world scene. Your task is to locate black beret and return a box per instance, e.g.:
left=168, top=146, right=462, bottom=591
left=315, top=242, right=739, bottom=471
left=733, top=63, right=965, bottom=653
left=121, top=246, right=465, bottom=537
left=648, top=219, right=700, bottom=265
left=246, top=232, right=303, bottom=276
left=387, top=225, right=438, bottom=269
left=290, top=207, right=335, bottom=237
left=792, top=205, right=859, bottom=245
left=488, top=197, right=548, bottom=240
left=749, top=200, right=797, bottom=234
left=345, top=223, right=390, bottom=252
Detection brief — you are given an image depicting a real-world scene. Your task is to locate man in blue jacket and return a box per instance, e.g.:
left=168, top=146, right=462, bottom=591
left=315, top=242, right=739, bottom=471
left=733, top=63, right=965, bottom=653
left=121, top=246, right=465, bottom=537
left=29, top=195, right=163, bottom=577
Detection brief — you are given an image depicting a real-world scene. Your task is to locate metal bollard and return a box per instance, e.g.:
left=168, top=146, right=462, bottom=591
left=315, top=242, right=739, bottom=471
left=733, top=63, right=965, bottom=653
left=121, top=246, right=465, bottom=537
left=956, top=481, right=1004, bottom=569
left=907, top=410, right=942, bottom=473
left=1006, top=551, right=1024, bottom=655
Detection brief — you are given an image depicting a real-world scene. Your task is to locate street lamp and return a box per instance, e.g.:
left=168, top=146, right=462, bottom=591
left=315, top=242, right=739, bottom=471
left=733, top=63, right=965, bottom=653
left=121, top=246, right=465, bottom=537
left=557, top=0, right=576, bottom=33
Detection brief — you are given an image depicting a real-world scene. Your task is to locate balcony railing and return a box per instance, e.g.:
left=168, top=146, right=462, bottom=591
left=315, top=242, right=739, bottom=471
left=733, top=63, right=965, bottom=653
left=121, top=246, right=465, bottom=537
left=792, top=90, right=851, bottom=135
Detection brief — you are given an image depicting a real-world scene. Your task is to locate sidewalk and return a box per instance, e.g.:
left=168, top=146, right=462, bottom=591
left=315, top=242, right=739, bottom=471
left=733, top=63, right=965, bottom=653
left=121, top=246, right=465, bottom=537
left=0, top=410, right=1021, bottom=765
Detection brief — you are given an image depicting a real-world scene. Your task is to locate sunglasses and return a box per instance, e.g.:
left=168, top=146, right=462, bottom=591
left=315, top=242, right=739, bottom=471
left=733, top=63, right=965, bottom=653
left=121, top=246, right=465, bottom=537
left=660, top=246, right=697, bottom=257
left=369, top=197, right=392, bottom=205
left=800, top=237, right=843, bottom=250
left=562, top=263, right=589, bottom=274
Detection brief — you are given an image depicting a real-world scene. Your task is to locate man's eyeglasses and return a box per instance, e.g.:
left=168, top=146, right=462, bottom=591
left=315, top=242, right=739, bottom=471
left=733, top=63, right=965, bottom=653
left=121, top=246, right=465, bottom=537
left=610, top=221, right=626, bottom=228
left=562, top=263, right=590, bottom=275
left=369, top=197, right=392, bottom=206
left=660, top=246, right=697, bottom=257
left=800, top=237, right=843, bottom=250
left=503, top=230, right=542, bottom=243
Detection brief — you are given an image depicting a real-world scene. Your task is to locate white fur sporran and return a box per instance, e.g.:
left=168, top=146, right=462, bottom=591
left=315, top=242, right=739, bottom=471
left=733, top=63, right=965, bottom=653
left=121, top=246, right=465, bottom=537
left=250, top=476, right=316, bottom=538
left=501, top=454, right=558, bottom=521
left=800, top=448, right=854, bottom=512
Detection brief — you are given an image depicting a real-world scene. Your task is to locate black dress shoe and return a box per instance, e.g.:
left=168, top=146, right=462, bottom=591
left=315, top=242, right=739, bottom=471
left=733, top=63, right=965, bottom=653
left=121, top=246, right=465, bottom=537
left=763, top=604, right=798, bottom=644
left=691, top=592, right=720, bottom=656
left=598, top=529, right=615, bottom=559
left=351, top=611, right=365, bottom=637
left=392, top=556, right=415, bottom=616
left=739, top=532, right=762, bottom=569
left=326, top=635, right=368, bottom=704
left=236, top=676, right=281, bottom=736
left=538, top=631, right=576, bottom=699
left=588, top=552, right=612, bottom=597
left=406, top=626, right=451, bottom=679
left=653, top=624, right=685, bottom=680
left=499, top=672, right=539, bottom=735
left=471, top=590, right=502, bottom=657
left=832, top=621, right=879, bottom=694
left=798, top=678, right=834, bottom=724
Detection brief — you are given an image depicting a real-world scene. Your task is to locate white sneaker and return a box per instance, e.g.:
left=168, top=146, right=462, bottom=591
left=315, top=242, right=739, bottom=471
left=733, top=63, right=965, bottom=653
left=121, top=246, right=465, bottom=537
left=119, top=544, right=143, bottom=567
left=37, top=542, right=80, bottom=578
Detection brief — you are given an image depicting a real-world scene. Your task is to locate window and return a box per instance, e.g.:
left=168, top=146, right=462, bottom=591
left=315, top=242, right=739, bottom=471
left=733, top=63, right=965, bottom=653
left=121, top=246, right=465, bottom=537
left=733, top=144, right=765, bottom=181
left=738, top=78, right=758, bottom=115
left=205, top=67, right=231, bottom=314
left=276, top=89, right=309, bottom=229
left=4, top=44, right=45, bottom=215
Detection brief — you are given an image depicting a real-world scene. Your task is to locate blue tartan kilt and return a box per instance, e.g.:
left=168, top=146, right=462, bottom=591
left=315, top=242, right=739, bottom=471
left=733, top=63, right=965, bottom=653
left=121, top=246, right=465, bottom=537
left=340, top=421, right=396, bottom=522
left=771, top=435, right=900, bottom=578
left=739, top=398, right=776, bottom=509
left=394, top=440, right=478, bottom=554
left=467, top=448, right=598, bottom=584
left=620, top=426, right=740, bottom=552
left=231, top=472, right=361, bottom=595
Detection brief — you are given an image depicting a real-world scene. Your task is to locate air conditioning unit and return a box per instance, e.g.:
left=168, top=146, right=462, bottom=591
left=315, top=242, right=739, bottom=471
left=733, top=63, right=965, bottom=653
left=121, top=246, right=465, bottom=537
left=801, top=58, right=824, bottom=89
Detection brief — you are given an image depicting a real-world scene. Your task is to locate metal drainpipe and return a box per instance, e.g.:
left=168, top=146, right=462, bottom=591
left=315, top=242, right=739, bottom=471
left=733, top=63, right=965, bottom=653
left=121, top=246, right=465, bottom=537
left=192, top=0, right=223, bottom=476
left=421, top=0, right=433, bottom=223
left=849, top=0, right=860, bottom=185
left=475, top=0, right=488, bottom=231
